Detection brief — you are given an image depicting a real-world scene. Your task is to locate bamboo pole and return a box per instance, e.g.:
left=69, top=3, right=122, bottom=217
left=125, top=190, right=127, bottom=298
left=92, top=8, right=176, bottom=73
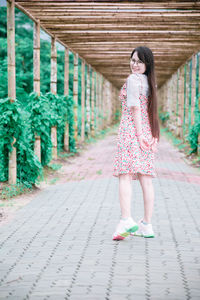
left=104, top=80, right=108, bottom=128
left=101, top=74, right=104, bottom=129
left=33, top=21, right=41, bottom=162
left=86, top=65, right=91, bottom=137
left=91, top=69, right=95, bottom=137
left=96, top=72, right=99, bottom=130
left=198, top=53, right=200, bottom=155
left=73, top=52, right=78, bottom=142
left=179, top=65, right=185, bottom=138
left=111, top=84, right=115, bottom=124
left=51, top=37, right=57, bottom=160
left=7, top=0, right=16, bottom=184
left=64, top=47, right=69, bottom=151
left=33, top=21, right=40, bottom=95
left=191, top=54, right=196, bottom=125
left=81, top=60, right=85, bottom=142
left=64, top=48, right=69, bottom=96
left=185, top=62, right=189, bottom=135
left=51, top=37, right=57, bottom=95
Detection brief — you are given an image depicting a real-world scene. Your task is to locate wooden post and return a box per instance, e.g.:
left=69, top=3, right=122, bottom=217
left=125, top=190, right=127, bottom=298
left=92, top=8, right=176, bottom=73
left=64, top=47, right=69, bottom=151
left=91, top=69, right=95, bottom=137
left=86, top=65, right=91, bottom=137
left=73, top=53, right=78, bottom=142
left=51, top=37, right=57, bottom=159
left=7, top=0, right=16, bottom=184
left=110, top=84, right=116, bottom=123
left=51, top=126, right=57, bottom=159
left=175, top=71, right=180, bottom=136
left=179, top=65, right=185, bottom=138
left=101, top=75, right=104, bottom=129
left=197, top=53, right=200, bottom=155
left=51, top=37, right=57, bottom=95
left=64, top=48, right=69, bottom=96
left=104, top=79, right=108, bottom=128
left=94, top=72, right=97, bottom=132
left=33, top=21, right=40, bottom=95
left=96, top=73, right=99, bottom=130
left=81, top=60, right=85, bottom=142
left=33, top=21, right=41, bottom=162
left=185, top=62, right=189, bottom=135
left=191, top=54, right=196, bottom=125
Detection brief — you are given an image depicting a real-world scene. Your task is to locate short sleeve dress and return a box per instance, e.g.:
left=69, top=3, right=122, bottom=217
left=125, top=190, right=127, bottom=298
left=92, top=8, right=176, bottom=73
left=113, top=73, right=156, bottom=180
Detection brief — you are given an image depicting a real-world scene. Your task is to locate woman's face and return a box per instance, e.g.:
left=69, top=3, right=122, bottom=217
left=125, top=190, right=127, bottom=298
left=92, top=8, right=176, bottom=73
left=130, top=51, right=146, bottom=74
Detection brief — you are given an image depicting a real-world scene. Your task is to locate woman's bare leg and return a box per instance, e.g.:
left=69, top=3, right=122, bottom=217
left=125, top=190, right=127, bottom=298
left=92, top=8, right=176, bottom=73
left=119, top=174, right=132, bottom=218
left=137, top=174, right=154, bottom=223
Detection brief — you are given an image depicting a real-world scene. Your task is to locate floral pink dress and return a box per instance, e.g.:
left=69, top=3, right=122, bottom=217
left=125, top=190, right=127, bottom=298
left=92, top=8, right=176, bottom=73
left=113, top=74, right=156, bottom=180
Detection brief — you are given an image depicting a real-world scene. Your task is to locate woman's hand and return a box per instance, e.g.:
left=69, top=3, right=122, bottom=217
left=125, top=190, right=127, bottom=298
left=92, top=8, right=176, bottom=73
left=149, top=137, right=158, bottom=153
left=138, top=135, right=150, bottom=151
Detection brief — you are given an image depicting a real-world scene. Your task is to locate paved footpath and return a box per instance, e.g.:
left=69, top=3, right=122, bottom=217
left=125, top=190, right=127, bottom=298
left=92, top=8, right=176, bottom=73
left=0, top=128, right=200, bottom=300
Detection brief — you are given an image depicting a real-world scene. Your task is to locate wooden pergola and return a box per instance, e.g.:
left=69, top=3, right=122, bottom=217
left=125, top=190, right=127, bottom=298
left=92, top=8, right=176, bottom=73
left=14, top=0, right=200, bottom=89
left=5, top=0, right=200, bottom=184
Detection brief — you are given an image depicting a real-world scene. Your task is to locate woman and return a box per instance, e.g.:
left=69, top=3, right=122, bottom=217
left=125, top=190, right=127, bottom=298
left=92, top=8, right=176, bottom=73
left=112, top=46, right=160, bottom=240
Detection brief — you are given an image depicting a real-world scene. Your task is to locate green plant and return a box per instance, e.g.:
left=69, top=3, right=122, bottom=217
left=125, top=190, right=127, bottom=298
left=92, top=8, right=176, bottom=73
left=47, top=163, right=62, bottom=171
left=0, top=97, right=42, bottom=185
left=26, top=92, right=52, bottom=166
left=114, top=109, right=121, bottom=121
left=159, top=109, right=170, bottom=125
left=187, top=113, right=200, bottom=153
left=1, top=181, right=32, bottom=200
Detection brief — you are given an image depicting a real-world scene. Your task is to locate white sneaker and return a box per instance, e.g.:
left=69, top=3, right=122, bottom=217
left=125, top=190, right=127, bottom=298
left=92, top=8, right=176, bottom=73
left=131, top=219, right=155, bottom=238
left=112, top=217, right=139, bottom=241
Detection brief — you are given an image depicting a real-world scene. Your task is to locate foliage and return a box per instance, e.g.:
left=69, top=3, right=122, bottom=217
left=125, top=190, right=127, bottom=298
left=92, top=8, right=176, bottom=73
left=1, top=181, right=32, bottom=200
left=0, top=7, right=75, bottom=102
left=26, top=92, right=52, bottom=166
left=0, top=92, right=76, bottom=185
left=0, top=97, right=43, bottom=185
left=187, top=112, right=200, bottom=153
left=114, top=109, right=121, bottom=122
left=47, top=163, right=62, bottom=171
left=159, top=109, right=170, bottom=125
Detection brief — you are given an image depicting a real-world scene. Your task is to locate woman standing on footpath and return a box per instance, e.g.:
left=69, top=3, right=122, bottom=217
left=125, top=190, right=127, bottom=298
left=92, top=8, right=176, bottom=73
left=112, top=46, right=160, bottom=240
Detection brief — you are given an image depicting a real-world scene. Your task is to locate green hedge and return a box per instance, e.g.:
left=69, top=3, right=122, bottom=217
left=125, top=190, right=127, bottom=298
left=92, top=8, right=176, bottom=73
left=0, top=93, right=76, bottom=186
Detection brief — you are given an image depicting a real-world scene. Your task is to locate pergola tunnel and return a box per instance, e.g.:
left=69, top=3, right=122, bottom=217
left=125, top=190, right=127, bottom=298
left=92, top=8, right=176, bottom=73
left=1, top=1, right=120, bottom=186
left=0, top=0, right=200, bottom=188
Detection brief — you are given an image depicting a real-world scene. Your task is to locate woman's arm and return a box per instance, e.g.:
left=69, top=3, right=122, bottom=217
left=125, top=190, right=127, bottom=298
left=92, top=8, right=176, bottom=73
left=130, top=106, right=149, bottom=151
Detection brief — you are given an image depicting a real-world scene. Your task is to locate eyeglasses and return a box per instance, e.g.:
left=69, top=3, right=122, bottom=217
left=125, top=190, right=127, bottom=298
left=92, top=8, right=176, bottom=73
left=130, top=58, right=144, bottom=66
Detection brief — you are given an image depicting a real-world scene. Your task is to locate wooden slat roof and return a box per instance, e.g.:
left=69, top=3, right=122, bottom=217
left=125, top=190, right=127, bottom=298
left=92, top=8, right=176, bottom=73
left=15, top=0, right=200, bottom=89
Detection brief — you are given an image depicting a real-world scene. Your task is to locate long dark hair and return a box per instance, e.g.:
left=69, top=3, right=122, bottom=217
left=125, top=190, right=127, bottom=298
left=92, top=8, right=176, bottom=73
left=130, top=46, right=160, bottom=140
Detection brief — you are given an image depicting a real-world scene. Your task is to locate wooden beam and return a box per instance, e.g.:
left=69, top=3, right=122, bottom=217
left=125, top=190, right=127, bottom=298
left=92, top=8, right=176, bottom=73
left=16, top=2, right=200, bottom=10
